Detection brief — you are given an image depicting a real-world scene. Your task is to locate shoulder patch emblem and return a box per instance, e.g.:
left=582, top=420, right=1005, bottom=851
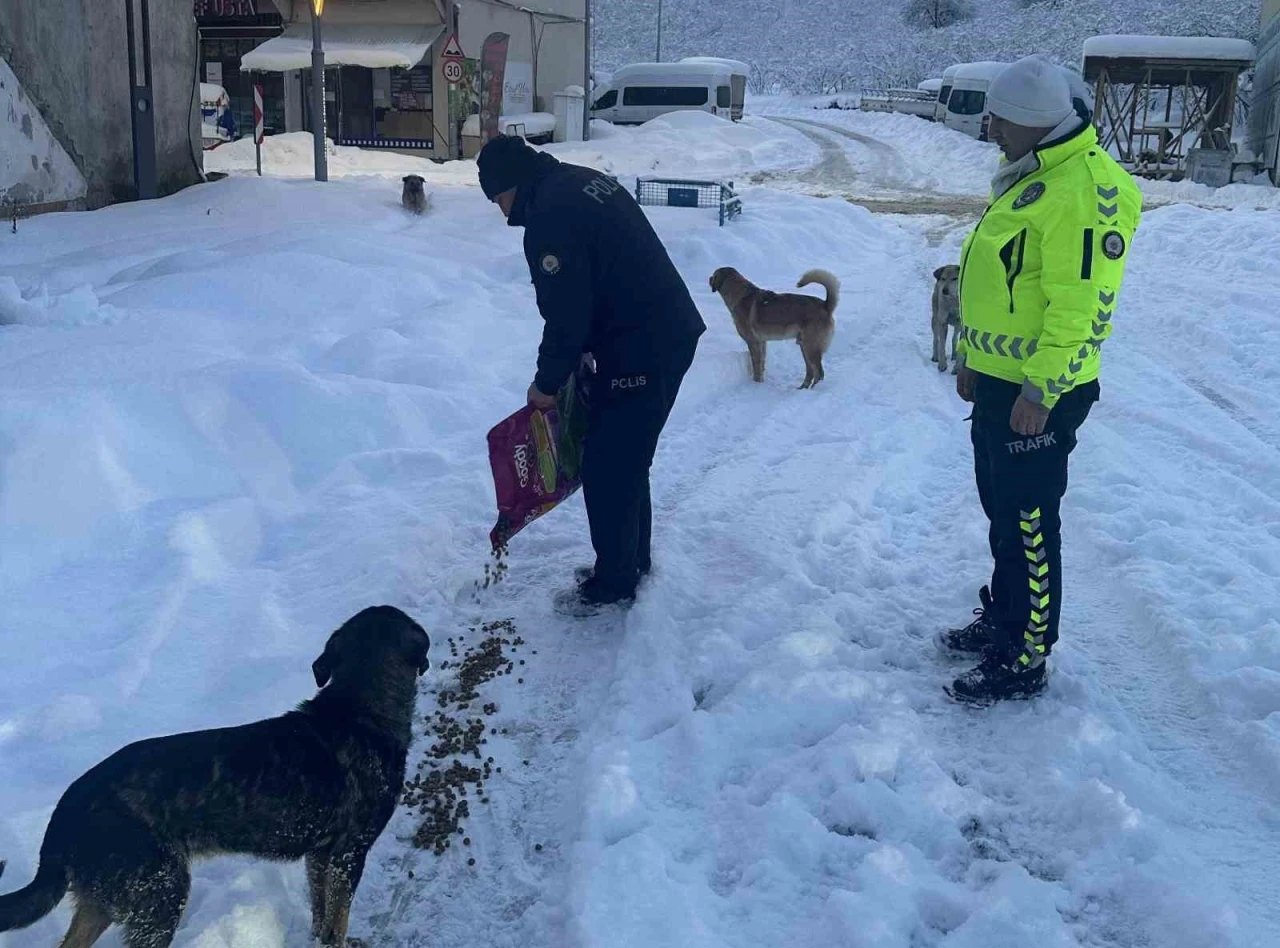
left=540, top=253, right=561, bottom=276
left=1102, top=231, right=1126, bottom=260
left=1013, top=182, right=1045, bottom=210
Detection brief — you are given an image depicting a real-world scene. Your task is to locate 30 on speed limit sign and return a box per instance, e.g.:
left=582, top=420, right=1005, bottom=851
left=442, top=58, right=464, bottom=84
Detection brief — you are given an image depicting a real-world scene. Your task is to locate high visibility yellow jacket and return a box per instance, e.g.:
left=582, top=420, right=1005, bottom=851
left=957, top=123, right=1142, bottom=409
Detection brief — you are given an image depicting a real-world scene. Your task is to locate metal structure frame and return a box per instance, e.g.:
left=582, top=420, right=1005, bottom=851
left=635, top=177, right=742, bottom=226
left=1085, top=53, right=1251, bottom=180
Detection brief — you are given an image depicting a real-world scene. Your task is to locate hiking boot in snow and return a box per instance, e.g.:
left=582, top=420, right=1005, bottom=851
left=946, top=652, right=1048, bottom=706
left=573, top=564, right=651, bottom=585
left=553, top=577, right=635, bottom=618
left=935, top=586, right=999, bottom=659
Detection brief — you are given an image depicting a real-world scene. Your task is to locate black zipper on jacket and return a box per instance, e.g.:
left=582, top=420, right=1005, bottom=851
left=999, top=229, right=1027, bottom=314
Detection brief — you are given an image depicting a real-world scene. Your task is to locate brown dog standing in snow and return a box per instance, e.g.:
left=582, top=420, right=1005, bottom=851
left=709, top=267, right=839, bottom=389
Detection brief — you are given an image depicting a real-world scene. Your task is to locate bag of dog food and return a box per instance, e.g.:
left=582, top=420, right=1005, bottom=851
left=487, top=374, right=588, bottom=550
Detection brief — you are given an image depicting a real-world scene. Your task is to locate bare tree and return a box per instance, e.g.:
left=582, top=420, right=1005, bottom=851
left=902, top=0, right=973, bottom=29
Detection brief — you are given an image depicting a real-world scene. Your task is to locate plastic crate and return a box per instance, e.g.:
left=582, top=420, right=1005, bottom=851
left=634, top=177, right=742, bottom=226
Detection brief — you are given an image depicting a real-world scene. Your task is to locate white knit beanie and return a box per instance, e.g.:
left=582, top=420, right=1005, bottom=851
left=987, top=56, right=1074, bottom=129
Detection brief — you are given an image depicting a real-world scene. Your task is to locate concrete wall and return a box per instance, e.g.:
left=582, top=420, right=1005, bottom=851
left=1, top=57, right=88, bottom=210
left=0, top=0, right=202, bottom=209
left=1252, top=0, right=1280, bottom=180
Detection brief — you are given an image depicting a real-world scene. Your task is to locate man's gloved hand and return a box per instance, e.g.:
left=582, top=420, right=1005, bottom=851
left=956, top=363, right=976, bottom=403
left=527, top=382, right=557, bottom=410
left=1010, top=394, right=1050, bottom=436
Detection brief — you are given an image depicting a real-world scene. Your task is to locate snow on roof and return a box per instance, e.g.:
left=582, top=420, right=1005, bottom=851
left=680, top=57, right=751, bottom=74
left=613, top=61, right=741, bottom=80
left=241, top=23, right=443, bottom=71
left=918, top=78, right=944, bottom=92
left=952, top=61, right=1011, bottom=81
left=1082, top=35, right=1256, bottom=64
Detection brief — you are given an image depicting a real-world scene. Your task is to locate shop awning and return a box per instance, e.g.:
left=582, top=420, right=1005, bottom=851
left=240, top=22, right=443, bottom=72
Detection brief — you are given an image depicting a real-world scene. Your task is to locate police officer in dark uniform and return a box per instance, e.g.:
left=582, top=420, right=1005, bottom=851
left=478, top=135, right=705, bottom=616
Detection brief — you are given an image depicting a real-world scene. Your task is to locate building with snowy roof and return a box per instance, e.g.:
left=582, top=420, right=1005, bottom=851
left=1083, top=33, right=1255, bottom=181
left=238, top=0, right=586, bottom=159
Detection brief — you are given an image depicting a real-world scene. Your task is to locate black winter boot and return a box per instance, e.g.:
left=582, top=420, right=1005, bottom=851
left=935, top=586, right=998, bottom=659
left=947, top=652, right=1048, bottom=706
left=553, top=577, right=635, bottom=618
left=574, top=563, right=651, bottom=585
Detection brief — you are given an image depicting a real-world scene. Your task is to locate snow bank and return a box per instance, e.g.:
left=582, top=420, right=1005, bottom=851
left=206, top=115, right=816, bottom=186
left=1138, top=177, right=1280, bottom=211
left=1083, top=34, right=1257, bottom=63
left=203, top=132, right=477, bottom=183
left=545, top=111, right=818, bottom=179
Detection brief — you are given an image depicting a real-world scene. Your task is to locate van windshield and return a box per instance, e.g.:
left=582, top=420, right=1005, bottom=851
left=948, top=89, right=986, bottom=116
left=593, top=89, right=617, bottom=110
left=623, top=86, right=710, bottom=107
left=938, top=84, right=952, bottom=105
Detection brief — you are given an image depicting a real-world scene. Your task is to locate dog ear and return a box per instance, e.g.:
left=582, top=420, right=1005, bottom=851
left=312, top=637, right=338, bottom=688
left=401, top=622, right=431, bottom=676
left=933, top=266, right=947, bottom=280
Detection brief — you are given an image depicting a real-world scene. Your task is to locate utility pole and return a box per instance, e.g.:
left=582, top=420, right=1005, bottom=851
left=655, top=0, right=663, bottom=62
left=311, top=0, right=328, bottom=181
left=124, top=0, right=158, bottom=199
left=582, top=0, right=591, bottom=142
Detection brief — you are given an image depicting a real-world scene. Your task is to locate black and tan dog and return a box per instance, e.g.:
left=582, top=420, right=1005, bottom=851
left=401, top=174, right=429, bottom=214
left=709, top=267, right=839, bottom=389
left=0, top=605, right=429, bottom=948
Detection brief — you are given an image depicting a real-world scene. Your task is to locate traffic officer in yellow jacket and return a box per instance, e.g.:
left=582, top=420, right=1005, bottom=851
left=940, top=56, right=1141, bottom=704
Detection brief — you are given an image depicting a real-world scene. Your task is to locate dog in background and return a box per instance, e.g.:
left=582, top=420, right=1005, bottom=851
left=931, top=264, right=961, bottom=374
left=401, top=174, right=429, bottom=214
left=0, top=606, right=430, bottom=948
left=709, top=267, right=839, bottom=389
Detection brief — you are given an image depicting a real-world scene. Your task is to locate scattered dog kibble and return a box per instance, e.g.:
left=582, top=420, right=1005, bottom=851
left=404, top=619, right=526, bottom=862
left=535, top=843, right=543, bottom=852
left=468, top=857, right=476, bottom=866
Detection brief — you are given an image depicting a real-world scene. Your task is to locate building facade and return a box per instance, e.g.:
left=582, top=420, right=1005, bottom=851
left=239, top=0, right=586, bottom=158
left=1252, top=0, right=1280, bottom=182
left=0, top=0, right=202, bottom=209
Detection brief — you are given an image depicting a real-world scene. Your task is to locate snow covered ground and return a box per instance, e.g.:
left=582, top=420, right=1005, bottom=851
left=205, top=113, right=818, bottom=185
left=3, top=110, right=1280, bottom=948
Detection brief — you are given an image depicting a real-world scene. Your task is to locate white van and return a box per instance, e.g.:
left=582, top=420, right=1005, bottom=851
left=934, top=65, right=960, bottom=122
left=944, top=62, right=1010, bottom=140
left=590, top=60, right=749, bottom=125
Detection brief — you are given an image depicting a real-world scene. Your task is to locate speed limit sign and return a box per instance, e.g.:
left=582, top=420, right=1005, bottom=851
left=442, top=59, right=464, bottom=84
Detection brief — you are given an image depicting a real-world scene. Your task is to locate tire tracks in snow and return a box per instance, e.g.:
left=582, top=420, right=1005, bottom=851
left=759, top=117, right=987, bottom=218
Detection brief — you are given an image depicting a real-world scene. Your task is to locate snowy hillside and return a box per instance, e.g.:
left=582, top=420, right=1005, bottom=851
left=594, top=0, right=1262, bottom=92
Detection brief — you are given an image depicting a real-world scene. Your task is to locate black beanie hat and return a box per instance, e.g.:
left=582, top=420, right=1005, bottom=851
left=477, top=135, right=542, bottom=199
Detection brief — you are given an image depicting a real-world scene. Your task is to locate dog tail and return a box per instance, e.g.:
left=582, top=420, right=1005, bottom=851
left=0, top=858, right=69, bottom=931
left=797, top=269, right=840, bottom=316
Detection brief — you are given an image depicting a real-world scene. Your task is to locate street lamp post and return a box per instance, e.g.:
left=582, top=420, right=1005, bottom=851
left=582, top=0, right=591, bottom=142
left=125, top=0, right=158, bottom=199
left=655, top=0, right=663, bottom=62
left=311, top=0, right=328, bottom=181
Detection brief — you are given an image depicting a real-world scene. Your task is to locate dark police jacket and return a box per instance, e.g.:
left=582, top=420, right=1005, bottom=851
left=510, top=154, right=706, bottom=395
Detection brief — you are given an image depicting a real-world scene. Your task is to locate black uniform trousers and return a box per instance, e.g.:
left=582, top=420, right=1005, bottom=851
left=581, top=338, right=698, bottom=598
left=971, top=373, right=1098, bottom=662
